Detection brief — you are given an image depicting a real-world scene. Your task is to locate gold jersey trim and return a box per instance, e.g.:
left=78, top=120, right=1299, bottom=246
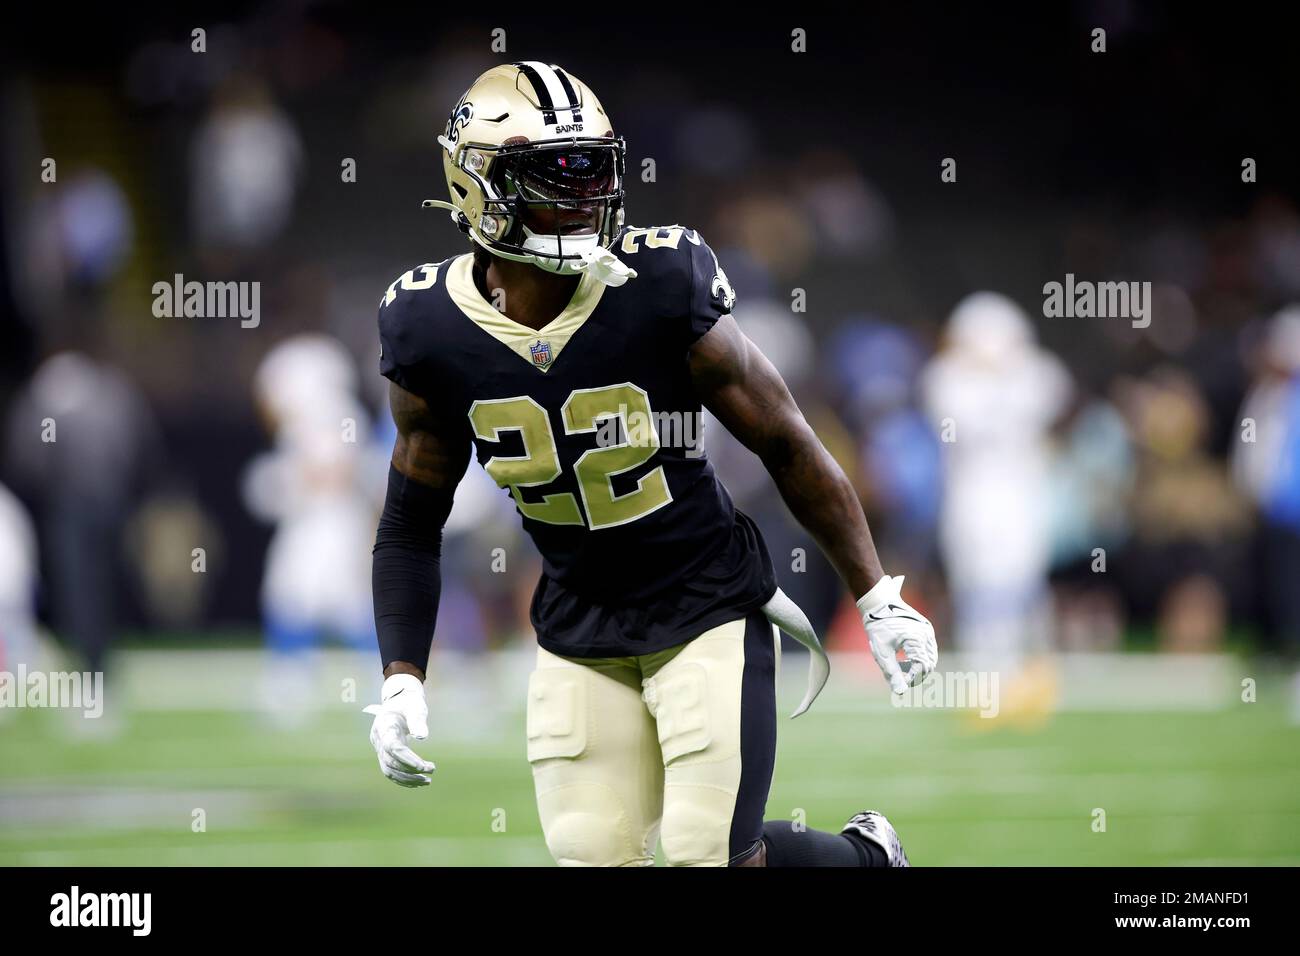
left=444, top=254, right=606, bottom=372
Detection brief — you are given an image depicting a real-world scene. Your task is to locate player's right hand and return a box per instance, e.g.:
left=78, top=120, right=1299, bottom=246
left=363, top=673, right=436, bottom=787
left=857, top=574, right=938, bottom=695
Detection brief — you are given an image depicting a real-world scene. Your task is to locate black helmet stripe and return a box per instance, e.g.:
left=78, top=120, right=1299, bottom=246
left=514, top=62, right=558, bottom=126
left=550, top=66, right=583, bottom=124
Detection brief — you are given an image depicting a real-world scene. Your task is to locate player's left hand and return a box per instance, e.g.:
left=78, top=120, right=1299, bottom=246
left=857, top=574, right=938, bottom=695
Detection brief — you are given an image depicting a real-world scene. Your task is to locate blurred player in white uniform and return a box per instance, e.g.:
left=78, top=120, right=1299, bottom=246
left=0, top=483, right=39, bottom=700
left=245, top=335, right=380, bottom=724
left=921, top=293, right=1072, bottom=718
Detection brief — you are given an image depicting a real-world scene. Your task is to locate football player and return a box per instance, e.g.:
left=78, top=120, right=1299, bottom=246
left=0, top=481, right=38, bottom=693
left=247, top=334, right=379, bottom=725
left=365, top=62, right=937, bottom=866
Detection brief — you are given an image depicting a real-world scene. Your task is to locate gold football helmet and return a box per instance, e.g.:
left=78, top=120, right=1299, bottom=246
left=424, top=62, right=636, bottom=285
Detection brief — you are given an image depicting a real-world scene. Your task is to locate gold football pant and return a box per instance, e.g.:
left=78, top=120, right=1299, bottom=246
left=525, top=610, right=780, bottom=866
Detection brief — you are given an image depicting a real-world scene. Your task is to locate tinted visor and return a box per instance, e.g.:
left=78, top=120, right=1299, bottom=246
left=501, top=146, right=618, bottom=204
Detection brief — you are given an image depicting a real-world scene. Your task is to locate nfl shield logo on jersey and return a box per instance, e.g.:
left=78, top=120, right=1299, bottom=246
left=530, top=339, right=554, bottom=369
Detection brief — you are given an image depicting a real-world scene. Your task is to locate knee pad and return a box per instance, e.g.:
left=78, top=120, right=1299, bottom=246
left=649, top=658, right=738, bottom=867
left=660, top=790, right=733, bottom=866
left=534, top=785, right=649, bottom=867
left=527, top=664, right=652, bottom=867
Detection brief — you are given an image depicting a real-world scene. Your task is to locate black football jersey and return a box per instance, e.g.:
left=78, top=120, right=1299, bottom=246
left=377, top=225, right=776, bottom=657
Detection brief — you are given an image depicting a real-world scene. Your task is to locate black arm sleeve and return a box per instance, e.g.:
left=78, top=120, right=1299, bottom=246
left=372, top=463, right=455, bottom=674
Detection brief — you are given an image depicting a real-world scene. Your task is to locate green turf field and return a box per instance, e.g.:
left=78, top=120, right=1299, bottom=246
left=1, top=650, right=1298, bottom=866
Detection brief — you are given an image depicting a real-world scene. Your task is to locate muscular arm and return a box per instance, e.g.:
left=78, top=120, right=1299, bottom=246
left=374, top=381, right=471, bottom=681
left=389, top=380, right=470, bottom=491
left=689, top=314, right=884, bottom=598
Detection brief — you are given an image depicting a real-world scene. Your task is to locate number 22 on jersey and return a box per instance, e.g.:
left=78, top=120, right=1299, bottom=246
left=468, top=383, right=672, bottom=530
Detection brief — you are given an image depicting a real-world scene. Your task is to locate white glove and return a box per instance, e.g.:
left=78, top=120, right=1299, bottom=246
left=858, top=575, right=938, bottom=695
left=363, top=673, right=435, bottom=788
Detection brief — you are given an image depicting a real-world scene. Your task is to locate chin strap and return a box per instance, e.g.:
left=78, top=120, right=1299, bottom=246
left=422, top=201, right=637, bottom=288
left=569, top=245, right=638, bottom=287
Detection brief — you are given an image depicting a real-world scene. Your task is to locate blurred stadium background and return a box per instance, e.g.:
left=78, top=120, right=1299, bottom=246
left=1, top=5, right=1298, bottom=865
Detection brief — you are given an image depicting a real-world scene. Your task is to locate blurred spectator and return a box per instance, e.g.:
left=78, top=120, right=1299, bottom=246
left=124, top=491, right=223, bottom=628
left=50, top=169, right=134, bottom=289
left=190, top=77, right=303, bottom=256
left=1233, top=305, right=1300, bottom=717
left=826, top=319, right=941, bottom=571
left=1251, top=198, right=1300, bottom=301
left=1046, top=396, right=1135, bottom=652
left=794, top=150, right=895, bottom=261
left=4, top=352, right=159, bottom=674
left=1118, top=367, right=1252, bottom=651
